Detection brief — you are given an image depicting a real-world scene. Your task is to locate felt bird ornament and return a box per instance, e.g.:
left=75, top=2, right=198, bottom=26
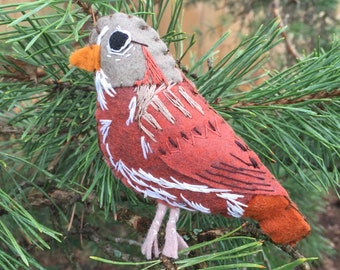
left=70, top=13, right=310, bottom=259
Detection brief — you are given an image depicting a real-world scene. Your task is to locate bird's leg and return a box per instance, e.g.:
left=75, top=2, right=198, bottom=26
left=162, top=207, right=188, bottom=259
left=141, top=203, right=167, bottom=259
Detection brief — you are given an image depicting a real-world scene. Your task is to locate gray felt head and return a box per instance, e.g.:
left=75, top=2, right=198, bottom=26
left=89, top=13, right=182, bottom=87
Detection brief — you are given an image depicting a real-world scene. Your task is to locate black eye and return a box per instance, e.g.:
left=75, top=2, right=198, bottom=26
left=108, top=30, right=131, bottom=53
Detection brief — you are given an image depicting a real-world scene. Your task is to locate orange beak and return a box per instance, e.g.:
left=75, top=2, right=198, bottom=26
left=69, top=44, right=101, bottom=72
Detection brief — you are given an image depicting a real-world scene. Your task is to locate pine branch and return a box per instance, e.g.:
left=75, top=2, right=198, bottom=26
left=0, top=0, right=338, bottom=269
left=193, top=223, right=313, bottom=270
left=235, top=89, right=340, bottom=107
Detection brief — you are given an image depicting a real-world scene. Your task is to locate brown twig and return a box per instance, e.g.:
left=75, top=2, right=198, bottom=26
left=0, top=124, right=49, bottom=136
left=278, top=244, right=311, bottom=270
left=1, top=59, right=95, bottom=92
left=233, top=88, right=340, bottom=108
left=0, top=125, right=27, bottom=135
left=0, top=186, right=94, bottom=231
left=176, top=60, right=199, bottom=80
left=272, top=0, right=301, bottom=60
left=160, top=254, right=178, bottom=270
left=73, top=0, right=98, bottom=24
left=27, top=188, right=84, bottom=209
left=269, top=89, right=340, bottom=105
left=194, top=222, right=311, bottom=270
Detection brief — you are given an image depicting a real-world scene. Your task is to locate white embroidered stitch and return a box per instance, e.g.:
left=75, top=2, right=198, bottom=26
left=139, top=122, right=157, bottom=142
left=228, top=201, right=246, bottom=218
left=99, top=119, right=112, bottom=144
left=178, top=86, right=205, bottom=115
left=136, top=169, right=234, bottom=194
left=107, top=43, right=134, bottom=57
left=149, top=188, right=177, bottom=201
left=103, top=143, right=247, bottom=216
left=105, top=143, right=116, bottom=169
left=150, top=95, right=175, bottom=124
left=126, top=96, right=137, bottom=126
left=116, top=160, right=177, bottom=202
left=135, top=85, right=162, bottom=115
left=134, top=84, right=178, bottom=140
left=141, top=112, right=163, bottom=130
left=164, top=197, right=188, bottom=210
left=94, top=26, right=118, bottom=110
left=163, top=87, right=192, bottom=118
left=180, top=193, right=211, bottom=213
left=140, top=136, right=153, bottom=159
left=135, top=84, right=162, bottom=140
left=97, top=25, right=109, bottom=45
left=95, top=69, right=116, bottom=110
left=133, top=83, right=209, bottom=140
left=216, top=192, right=247, bottom=217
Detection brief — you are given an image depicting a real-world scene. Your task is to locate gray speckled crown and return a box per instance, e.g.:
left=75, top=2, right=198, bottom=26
left=89, top=13, right=182, bottom=87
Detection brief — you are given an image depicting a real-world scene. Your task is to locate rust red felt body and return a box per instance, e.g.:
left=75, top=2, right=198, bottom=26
left=96, top=76, right=310, bottom=245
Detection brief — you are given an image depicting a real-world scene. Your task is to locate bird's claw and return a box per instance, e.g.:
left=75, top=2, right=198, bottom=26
left=162, top=232, right=188, bottom=259
left=141, top=229, right=160, bottom=259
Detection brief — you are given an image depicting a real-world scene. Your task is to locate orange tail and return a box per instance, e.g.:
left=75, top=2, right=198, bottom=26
left=244, top=195, right=310, bottom=245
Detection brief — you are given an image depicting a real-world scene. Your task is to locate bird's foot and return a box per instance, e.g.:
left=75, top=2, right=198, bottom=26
left=141, top=203, right=167, bottom=259
left=162, top=232, right=188, bottom=259
left=162, top=208, right=188, bottom=259
left=141, top=203, right=188, bottom=260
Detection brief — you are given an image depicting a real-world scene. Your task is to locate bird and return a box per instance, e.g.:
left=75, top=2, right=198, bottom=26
left=69, top=12, right=310, bottom=260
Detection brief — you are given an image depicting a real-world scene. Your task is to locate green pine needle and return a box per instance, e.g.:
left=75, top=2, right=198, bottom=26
left=0, top=0, right=339, bottom=269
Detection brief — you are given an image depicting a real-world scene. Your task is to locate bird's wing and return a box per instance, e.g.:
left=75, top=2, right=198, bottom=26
left=156, top=116, right=288, bottom=197
left=148, top=79, right=288, bottom=198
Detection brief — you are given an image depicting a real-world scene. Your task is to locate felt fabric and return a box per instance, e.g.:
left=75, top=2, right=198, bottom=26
left=135, top=46, right=169, bottom=86
left=69, top=12, right=311, bottom=258
left=69, top=44, right=100, bottom=72
left=245, top=195, right=310, bottom=245
left=88, top=13, right=182, bottom=87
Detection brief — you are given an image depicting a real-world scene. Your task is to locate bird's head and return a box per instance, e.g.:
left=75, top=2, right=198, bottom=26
left=69, top=13, right=182, bottom=87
